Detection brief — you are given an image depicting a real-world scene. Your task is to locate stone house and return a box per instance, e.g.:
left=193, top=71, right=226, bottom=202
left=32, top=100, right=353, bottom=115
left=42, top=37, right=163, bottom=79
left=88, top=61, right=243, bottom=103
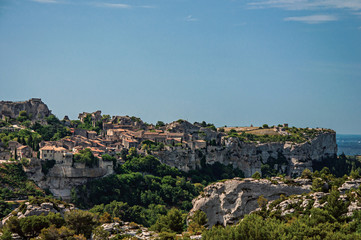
left=8, top=141, right=21, bottom=152
left=74, top=128, right=88, bottom=138
left=39, top=146, right=73, bottom=164
left=123, top=139, right=138, bottom=149
left=17, top=145, right=32, bottom=159
left=192, top=140, right=207, bottom=149
left=87, top=131, right=97, bottom=140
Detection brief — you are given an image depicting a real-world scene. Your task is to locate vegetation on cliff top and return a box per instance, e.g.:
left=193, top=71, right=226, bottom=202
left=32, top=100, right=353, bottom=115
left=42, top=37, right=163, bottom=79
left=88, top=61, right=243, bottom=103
left=227, top=126, right=333, bottom=144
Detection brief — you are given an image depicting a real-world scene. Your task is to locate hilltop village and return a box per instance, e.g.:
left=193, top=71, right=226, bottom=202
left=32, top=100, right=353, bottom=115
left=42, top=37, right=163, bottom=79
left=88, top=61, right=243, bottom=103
left=0, top=99, right=338, bottom=200
left=0, top=99, right=337, bottom=175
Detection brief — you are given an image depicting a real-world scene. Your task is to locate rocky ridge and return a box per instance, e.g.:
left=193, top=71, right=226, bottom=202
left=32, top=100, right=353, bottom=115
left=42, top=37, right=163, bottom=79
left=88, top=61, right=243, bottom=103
left=1, top=199, right=75, bottom=227
left=154, top=131, right=337, bottom=177
left=99, top=222, right=158, bottom=240
left=253, top=180, right=361, bottom=218
left=189, top=177, right=312, bottom=227
left=190, top=177, right=361, bottom=228
left=0, top=98, right=51, bottom=121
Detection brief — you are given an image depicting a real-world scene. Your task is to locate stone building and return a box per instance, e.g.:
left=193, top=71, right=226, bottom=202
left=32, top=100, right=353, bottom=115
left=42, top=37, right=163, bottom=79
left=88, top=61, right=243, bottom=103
left=17, top=145, right=32, bottom=159
left=39, top=146, right=73, bottom=164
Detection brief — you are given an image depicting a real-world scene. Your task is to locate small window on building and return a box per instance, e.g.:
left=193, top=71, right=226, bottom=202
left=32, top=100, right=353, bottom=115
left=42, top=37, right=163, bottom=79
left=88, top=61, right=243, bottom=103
left=44, top=154, right=47, bottom=157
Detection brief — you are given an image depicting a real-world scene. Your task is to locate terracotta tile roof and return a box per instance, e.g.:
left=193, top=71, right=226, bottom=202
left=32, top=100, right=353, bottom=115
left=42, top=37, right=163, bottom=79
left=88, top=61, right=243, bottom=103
left=40, top=146, right=56, bottom=151
left=17, top=145, right=28, bottom=150
left=40, top=146, right=67, bottom=152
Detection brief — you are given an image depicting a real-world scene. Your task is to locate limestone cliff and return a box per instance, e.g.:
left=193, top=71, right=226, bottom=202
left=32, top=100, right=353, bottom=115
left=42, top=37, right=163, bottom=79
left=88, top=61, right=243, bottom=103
left=1, top=199, right=75, bottom=227
left=189, top=177, right=312, bottom=227
left=0, top=98, right=51, bottom=120
left=154, top=132, right=337, bottom=177
left=24, top=158, right=112, bottom=201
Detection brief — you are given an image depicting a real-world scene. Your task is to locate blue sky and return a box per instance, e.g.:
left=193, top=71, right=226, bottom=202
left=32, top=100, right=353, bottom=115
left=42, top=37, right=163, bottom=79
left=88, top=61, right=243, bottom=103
left=0, top=0, right=361, bottom=134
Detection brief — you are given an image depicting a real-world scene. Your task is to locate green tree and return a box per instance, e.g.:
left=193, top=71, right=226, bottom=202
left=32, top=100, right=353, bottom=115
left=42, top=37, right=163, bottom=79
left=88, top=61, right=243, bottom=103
left=301, top=168, right=313, bottom=179
left=92, top=226, right=110, bottom=240
left=38, top=225, right=75, bottom=240
left=73, top=148, right=99, bottom=168
left=65, top=210, right=98, bottom=239
left=152, top=208, right=184, bottom=233
left=252, top=171, right=261, bottom=179
left=156, top=121, right=165, bottom=128
left=5, top=216, right=23, bottom=238
left=257, top=195, right=268, bottom=209
left=0, top=228, right=13, bottom=240
left=20, top=215, right=50, bottom=238
left=325, top=186, right=349, bottom=221
left=187, top=210, right=208, bottom=234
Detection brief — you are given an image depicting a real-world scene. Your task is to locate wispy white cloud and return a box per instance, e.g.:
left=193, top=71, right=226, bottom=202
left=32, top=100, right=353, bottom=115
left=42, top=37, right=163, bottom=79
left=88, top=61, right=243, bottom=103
left=284, top=14, right=338, bottom=23
left=31, top=0, right=58, bottom=3
left=248, top=0, right=361, bottom=11
left=93, top=2, right=131, bottom=9
left=185, top=15, right=198, bottom=22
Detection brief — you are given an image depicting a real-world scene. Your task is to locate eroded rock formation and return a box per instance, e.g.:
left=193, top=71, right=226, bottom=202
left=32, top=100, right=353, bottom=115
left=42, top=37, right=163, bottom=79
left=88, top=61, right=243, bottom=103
left=1, top=200, right=75, bottom=227
left=0, top=98, right=51, bottom=120
left=155, top=132, right=337, bottom=177
left=189, top=177, right=312, bottom=227
left=23, top=158, right=113, bottom=201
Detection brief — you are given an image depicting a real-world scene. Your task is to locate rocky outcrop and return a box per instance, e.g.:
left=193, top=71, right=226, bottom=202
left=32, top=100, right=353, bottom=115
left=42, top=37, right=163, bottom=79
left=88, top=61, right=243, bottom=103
left=338, top=179, right=361, bottom=194
left=259, top=188, right=361, bottom=218
left=1, top=200, right=74, bottom=227
left=23, top=158, right=111, bottom=201
left=0, top=98, right=51, bottom=120
left=98, top=222, right=158, bottom=240
left=189, top=177, right=312, bottom=227
left=155, top=132, right=337, bottom=177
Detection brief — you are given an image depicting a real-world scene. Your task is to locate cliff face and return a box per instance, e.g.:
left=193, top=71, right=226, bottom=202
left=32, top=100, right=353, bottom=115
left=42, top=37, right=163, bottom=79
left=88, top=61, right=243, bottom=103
left=189, top=178, right=312, bottom=227
left=154, top=132, right=337, bottom=177
left=0, top=98, right=51, bottom=120
left=190, top=177, right=361, bottom=228
left=24, top=159, right=113, bottom=201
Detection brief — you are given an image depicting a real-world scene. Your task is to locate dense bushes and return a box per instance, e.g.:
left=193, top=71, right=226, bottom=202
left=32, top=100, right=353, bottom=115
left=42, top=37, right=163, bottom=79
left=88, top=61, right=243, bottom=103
left=2, top=209, right=97, bottom=240
left=31, top=115, right=71, bottom=142
left=71, top=114, right=103, bottom=134
left=0, top=200, right=12, bottom=219
left=73, top=148, right=99, bottom=168
left=202, top=208, right=361, bottom=240
left=313, top=154, right=361, bottom=177
left=187, top=161, right=244, bottom=185
left=0, top=129, right=42, bottom=151
left=227, top=127, right=327, bottom=144
left=0, top=163, right=44, bottom=200
left=0, top=114, right=70, bottom=151
left=117, top=155, right=181, bottom=177
left=90, top=201, right=168, bottom=227
left=72, top=171, right=199, bottom=211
